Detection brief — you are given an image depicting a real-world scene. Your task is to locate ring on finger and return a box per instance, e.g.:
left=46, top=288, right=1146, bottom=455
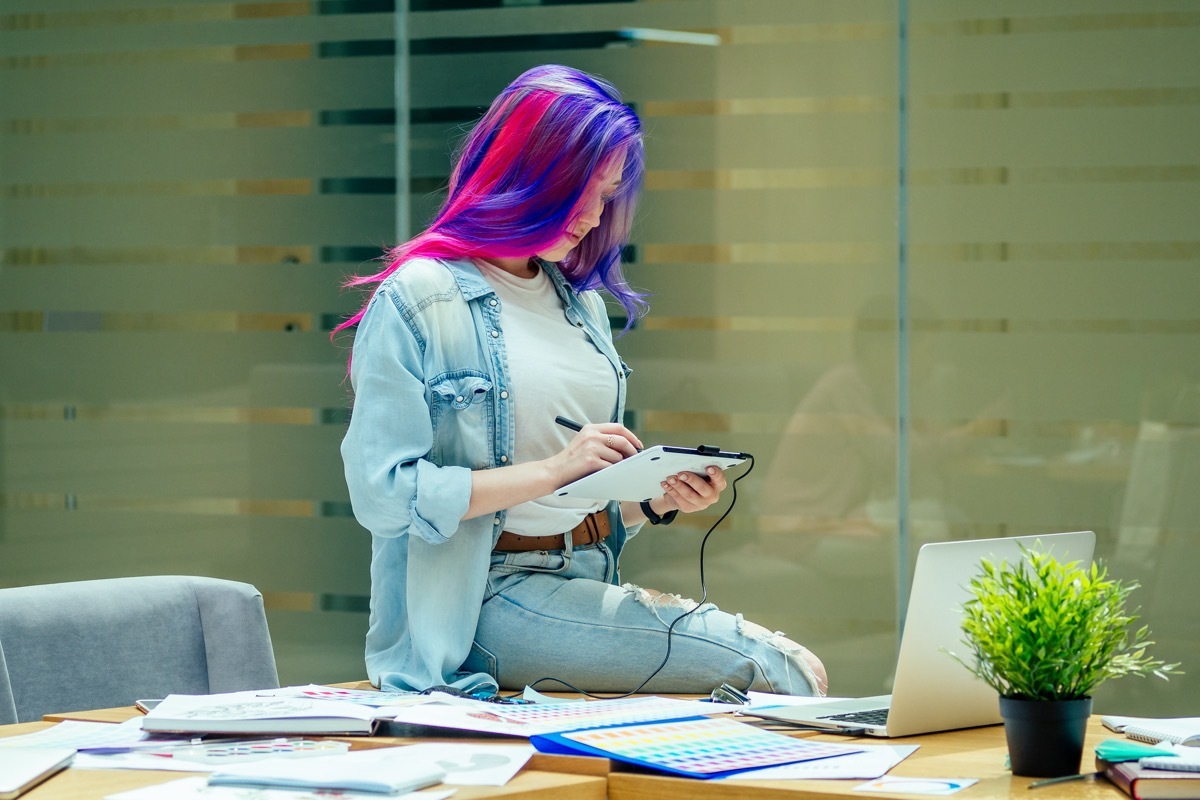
left=605, top=435, right=614, bottom=447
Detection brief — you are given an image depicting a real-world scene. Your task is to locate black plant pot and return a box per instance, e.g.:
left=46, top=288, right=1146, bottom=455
left=999, top=696, right=1093, bottom=778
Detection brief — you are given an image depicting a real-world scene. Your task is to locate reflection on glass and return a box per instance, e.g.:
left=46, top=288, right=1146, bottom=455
left=751, top=297, right=1006, bottom=692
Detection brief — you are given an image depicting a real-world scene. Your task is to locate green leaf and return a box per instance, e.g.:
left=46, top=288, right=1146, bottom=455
left=947, top=544, right=1183, bottom=700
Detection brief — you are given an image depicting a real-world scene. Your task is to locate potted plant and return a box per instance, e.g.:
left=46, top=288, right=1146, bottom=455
left=948, top=545, right=1180, bottom=778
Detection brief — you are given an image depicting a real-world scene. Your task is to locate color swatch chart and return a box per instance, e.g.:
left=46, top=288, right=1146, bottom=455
left=162, top=738, right=350, bottom=764
left=491, top=696, right=712, bottom=732
left=555, top=716, right=861, bottom=777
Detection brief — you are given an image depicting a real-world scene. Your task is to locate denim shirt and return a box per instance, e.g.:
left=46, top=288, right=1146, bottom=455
left=341, top=257, right=635, bottom=692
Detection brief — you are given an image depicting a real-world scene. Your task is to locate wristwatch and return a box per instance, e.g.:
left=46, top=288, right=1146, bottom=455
left=640, top=499, right=678, bottom=526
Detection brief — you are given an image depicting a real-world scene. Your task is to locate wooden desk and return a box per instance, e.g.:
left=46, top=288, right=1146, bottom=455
left=11, top=699, right=1129, bottom=800
left=607, top=718, right=1120, bottom=800
left=0, top=720, right=607, bottom=800
left=15, top=767, right=605, bottom=800
left=42, top=708, right=140, bottom=725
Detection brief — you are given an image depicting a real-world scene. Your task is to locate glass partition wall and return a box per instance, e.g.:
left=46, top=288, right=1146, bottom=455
left=2, top=1, right=1195, bottom=713
left=0, top=0, right=390, bottom=683
left=907, top=2, right=1200, bottom=715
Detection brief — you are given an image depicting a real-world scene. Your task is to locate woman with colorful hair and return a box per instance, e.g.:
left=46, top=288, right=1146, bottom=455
left=339, top=64, right=826, bottom=697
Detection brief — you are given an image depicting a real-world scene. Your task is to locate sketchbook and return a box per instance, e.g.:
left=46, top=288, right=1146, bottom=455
left=553, top=445, right=749, bottom=502
left=140, top=691, right=393, bottom=736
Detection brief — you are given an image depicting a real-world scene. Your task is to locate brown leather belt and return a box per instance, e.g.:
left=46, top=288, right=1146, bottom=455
left=493, top=510, right=611, bottom=553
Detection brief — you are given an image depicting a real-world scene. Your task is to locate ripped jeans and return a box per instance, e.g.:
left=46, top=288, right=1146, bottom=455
left=463, top=540, right=823, bottom=696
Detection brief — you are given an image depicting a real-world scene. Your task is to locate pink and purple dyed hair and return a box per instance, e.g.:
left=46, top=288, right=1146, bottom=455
left=335, top=64, right=646, bottom=336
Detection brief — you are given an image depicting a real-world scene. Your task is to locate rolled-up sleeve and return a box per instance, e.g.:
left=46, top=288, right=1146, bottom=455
left=341, top=291, right=472, bottom=543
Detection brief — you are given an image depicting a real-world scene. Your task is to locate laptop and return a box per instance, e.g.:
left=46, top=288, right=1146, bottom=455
left=746, top=531, right=1096, bottom=737
left=0, top=747, right=74, bottom=799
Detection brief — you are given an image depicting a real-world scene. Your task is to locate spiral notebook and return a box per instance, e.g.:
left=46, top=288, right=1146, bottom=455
left=1102, top=716, right=1200, bottom=746
left=1127, top=723, right=1200, bottom=748
left=1139, top=748, right=1200, bottom=772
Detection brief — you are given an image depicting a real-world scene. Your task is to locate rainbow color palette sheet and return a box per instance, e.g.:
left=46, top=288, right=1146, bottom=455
left=490, top=696, right=716, bottom=731
left=531, top=716, right=862, bottom=779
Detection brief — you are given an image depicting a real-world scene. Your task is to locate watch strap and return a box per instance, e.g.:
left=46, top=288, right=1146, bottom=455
left=640, top=499, right=678, bottom=526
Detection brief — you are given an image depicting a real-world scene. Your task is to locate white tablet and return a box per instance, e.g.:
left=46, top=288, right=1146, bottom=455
left=553, top=445, right=750, bottom=502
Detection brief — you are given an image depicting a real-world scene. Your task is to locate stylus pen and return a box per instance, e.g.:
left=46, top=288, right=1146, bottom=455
left=556, top=415, right=643, bottom=451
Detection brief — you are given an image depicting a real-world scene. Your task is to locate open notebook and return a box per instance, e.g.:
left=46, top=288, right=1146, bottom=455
left=746, top=531, right=1096, bottom=737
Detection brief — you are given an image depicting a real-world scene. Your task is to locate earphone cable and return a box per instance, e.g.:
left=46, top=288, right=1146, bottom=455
left=511, top=453, right=755, bottom=701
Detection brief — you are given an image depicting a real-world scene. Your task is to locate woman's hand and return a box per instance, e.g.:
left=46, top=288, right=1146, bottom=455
left=466, top=423, right=642, bottom=521
left=658, top=465, right=728, bottom=514
left=547, top=423, right=643, bottom=487
left=621, top=465, right=728, bottom=526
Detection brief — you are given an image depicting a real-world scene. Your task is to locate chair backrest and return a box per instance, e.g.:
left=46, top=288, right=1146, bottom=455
left=0, top=640, right=16, bottom=724
left=0, top=575, right=279, bottom=723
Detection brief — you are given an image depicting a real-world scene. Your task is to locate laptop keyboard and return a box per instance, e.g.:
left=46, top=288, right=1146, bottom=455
left=818, top=708, right=890, bottom=726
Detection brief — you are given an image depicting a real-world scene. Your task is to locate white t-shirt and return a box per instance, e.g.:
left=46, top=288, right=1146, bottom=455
left=478, top=261, right=618, bottom=536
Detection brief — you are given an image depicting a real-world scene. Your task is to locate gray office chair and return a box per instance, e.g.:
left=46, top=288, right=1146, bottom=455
left=0, top=575, right=280, bottom=723
left=0, top=640, right=15, bottom=724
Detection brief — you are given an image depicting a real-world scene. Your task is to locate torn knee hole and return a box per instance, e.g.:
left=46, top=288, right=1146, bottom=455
left=622, top=583, right=710, bottom=612
left=736, top=614, right=797, bottom=648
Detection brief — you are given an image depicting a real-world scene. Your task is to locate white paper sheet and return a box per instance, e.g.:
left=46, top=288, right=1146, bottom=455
left=75, top=738, right=350, bottom=772
left=721, top=744, right=919, bottom=780
left=77, top=752, right=220, bottom=772
left=334, top=743, right=534, bottom=786
left=855, top=776, right=977, bottom=795
left=522, top=686, right=587, bottom=704
left=0, top=719, right=149, bottom=751
left=104, top=775, right=457, bottom=800
left=747, top=691, right=854, bottom=709
left=208, top=748, right=445, bottom=795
